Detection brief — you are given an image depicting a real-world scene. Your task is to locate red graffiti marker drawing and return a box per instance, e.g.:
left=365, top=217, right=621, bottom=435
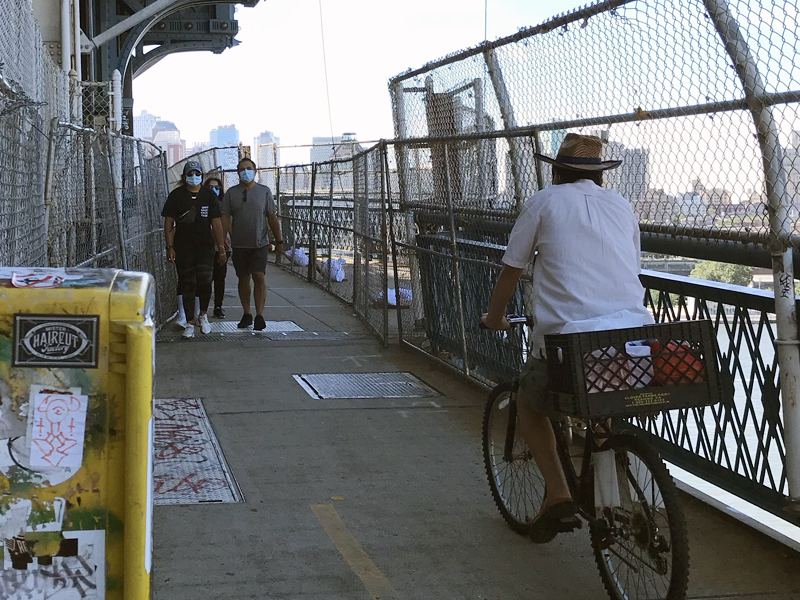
left=30, top=393, right=88, bottom=468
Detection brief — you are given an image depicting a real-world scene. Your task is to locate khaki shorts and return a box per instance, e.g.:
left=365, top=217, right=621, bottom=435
left=518, top=356, right=560, bottom=418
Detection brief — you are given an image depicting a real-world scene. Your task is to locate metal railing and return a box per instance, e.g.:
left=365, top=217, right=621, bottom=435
left=275, top=147, right=392, bottom=344
left=380, top=0, right=800, bottom=523
left=1, top=85, right=176, bottom=325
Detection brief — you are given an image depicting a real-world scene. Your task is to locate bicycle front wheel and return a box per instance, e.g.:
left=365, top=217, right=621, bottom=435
left=482, top=383, right=545, bottom=533
left=590, top=434, right=689, bottom=600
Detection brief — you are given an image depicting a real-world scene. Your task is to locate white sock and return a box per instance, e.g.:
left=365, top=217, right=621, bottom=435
left=178, top=295, right=186, bottom=321
left=195, top=297, right=201, bottom=315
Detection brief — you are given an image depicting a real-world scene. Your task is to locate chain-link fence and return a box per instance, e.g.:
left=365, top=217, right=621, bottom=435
left=168, top=146, right=242, bottom=191
left=275, top=145, right=391, bottom=343
left=1, top=0, right=178, bottom=325
left=0, top=0, right=69, bottom=267
left=43, top=123, right=177, bottom=325
left=389, top=0, right=800, bottom=249
left=382, top=0, right=800, bottom=522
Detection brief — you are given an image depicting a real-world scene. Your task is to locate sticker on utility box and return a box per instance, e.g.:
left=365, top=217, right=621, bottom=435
left=13, top=315, right=99, bottom=368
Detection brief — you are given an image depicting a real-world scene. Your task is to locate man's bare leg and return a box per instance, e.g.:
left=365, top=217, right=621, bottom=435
left=252, top=272, right=267, bottom=316
left=517, top=402, right=572, bottom=512
left=238, top=276, right=252, bottom=315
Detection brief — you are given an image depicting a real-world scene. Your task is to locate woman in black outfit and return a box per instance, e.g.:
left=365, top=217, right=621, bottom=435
left=162, top=160, right=227, bottom=338
left=204, top=176, right=231, bottom=318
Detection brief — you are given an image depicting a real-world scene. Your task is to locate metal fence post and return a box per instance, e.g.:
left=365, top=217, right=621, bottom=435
left=444, top=143, right=469, bottom=375
left=289, top=167, right=297, bottom=270
left=136, top=140, right=153, bottom=273
left=328, top=161, right=334, bottom=290
left=390, top=82, right=425, bottom=325
left=705, top=0, right=800, bottom=513
left=308, top=164, right=317, bottom=281
left=531, top=130, right=545, bottom=192
left=363, top=161, right=371, bottom=321
left=87, top=137, right=97, bottom=266
left=379, top=143, right=390, bottom=346
left=474, top=77, right=488, bottom=202
left=483, top=47, right=526, bottom=212
left=107, top=133, right=128, bottom=270
left=352, top=156, right=362, bottom=310
left=384, top=144, right=404, bottom=342
left=43, top=117, right=60, bottom=266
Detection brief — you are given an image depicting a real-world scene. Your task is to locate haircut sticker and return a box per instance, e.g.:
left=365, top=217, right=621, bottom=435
left=13, top=315, right=99, bottom=368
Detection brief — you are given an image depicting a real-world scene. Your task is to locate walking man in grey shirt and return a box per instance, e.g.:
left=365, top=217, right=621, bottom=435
left=221, top=157, right=283, bottom=330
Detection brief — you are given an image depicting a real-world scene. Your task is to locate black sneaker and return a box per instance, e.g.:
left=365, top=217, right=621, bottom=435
left=213, top=307, right=225, bottom=319
left=238, top=314, right=253, bottom=328
left=254, top=314, right=266, bottom=331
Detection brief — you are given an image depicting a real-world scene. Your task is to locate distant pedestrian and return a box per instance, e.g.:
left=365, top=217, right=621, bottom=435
left=221, top=157, right=283, bottom=330
left=205, top=176, right=231, bottom=318
left=163, top=160, right=227, bottom=338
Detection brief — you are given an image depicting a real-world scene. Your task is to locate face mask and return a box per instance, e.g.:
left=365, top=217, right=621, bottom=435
left=186, top=174, right=202, bottom=186
left=239, top=169, right=255, bottom=184
left=211, top=187, right=220, bottom=196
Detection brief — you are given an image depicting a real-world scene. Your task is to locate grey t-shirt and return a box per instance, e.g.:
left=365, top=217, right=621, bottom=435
left=221, top=183, right=276, bottom=249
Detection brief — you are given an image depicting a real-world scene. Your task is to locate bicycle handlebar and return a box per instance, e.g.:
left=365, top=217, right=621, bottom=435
left=479, top=314, right=533, bottom=329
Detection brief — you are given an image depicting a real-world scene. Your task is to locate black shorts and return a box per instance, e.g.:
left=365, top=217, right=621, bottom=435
left=232, top=246, right=269, bottom=277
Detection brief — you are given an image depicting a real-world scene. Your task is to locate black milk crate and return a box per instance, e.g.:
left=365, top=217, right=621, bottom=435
left=544, top=320, right=722, bottom=419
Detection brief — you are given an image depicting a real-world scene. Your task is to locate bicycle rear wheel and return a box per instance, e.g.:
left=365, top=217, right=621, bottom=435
left=590, top=434, right=689, bottom=600
left=482, top=383, right=545, bottom=533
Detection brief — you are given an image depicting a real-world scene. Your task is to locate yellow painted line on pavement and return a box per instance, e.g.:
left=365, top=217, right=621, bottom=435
left=311, top=503, right=400, bottom=600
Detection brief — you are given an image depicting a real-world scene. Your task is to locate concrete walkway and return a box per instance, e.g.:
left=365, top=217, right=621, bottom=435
left=153, top=263, right=800, bottom=600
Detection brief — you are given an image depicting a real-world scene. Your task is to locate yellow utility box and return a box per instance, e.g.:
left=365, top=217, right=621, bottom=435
left=0, top=267, right=154, bottom=600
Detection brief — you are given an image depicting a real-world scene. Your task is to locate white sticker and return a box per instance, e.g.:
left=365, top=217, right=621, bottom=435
left=200, top=205, right=209, bottom=218
left=29, top=393, right=88, bottom=469
left=0, top=530, right=105, bottom=599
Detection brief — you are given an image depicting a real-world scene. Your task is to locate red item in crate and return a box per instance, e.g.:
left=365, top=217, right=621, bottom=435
left=650, top=340, right=707, bottom=385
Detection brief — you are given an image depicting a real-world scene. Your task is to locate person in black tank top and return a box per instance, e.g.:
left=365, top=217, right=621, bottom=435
left=162, top=160, right=227, bottom=338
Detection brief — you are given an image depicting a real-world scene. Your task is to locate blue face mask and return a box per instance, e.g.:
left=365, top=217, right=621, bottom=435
left=211, top=187, right=220, bottom=196
left=239, top=169, right=255, bottom=184
left=186, top=174, right=202, bottom=186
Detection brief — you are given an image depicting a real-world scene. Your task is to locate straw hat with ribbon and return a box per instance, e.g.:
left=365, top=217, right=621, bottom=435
left=534, top=133, right=621, bottom=171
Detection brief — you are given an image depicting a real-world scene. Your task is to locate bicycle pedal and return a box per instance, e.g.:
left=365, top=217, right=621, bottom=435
left=556, top=515, right=582, bottom=533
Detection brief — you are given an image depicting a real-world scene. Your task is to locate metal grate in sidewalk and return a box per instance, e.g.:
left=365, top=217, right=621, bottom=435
left=157, top=320, right=303, bottom=342
left=153, top=398, right=244, bottom=505
left=293, top=372, right=441, bottom=399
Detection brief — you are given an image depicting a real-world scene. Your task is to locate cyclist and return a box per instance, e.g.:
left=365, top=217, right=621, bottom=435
left=481, top=133, right=653, bottom=543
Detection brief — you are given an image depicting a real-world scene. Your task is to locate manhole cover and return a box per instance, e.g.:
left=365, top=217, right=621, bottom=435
left=157, top=320, right=303, bottom=342
left=293, top=372, right=440, bottom=399
left=153, top=398, right=243, bottom=505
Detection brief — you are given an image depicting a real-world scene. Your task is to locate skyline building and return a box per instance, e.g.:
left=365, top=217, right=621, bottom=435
left=210, top=124, right=240, bottom=147
left=255, top=130, right=281, bottom=170
left=310, top=133, right=361, bottom=164
left=133, top=110, right=158, bottom=140
left=151, top=120, right=186, bottom=164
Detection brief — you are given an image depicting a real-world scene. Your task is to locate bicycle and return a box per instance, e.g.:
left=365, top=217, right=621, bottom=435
left=482, top=315, right=723, bottom=600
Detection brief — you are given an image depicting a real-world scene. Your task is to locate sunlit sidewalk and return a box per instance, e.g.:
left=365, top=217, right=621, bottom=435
left=150, top=263, right=800, bottom=600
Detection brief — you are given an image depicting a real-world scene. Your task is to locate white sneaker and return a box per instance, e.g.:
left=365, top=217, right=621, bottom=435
left=198, top=314, right=211, bottom=334
left=182, top=324, right=195, bottom=339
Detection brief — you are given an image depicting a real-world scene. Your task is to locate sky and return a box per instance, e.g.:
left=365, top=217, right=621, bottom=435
left=133, top=0, right=589, bottom=163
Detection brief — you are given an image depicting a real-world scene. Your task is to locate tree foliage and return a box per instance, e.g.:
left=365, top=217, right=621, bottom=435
left=690, top=261, right=753, bottom=287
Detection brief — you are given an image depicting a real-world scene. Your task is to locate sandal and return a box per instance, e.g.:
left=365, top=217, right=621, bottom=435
left=528, top=501, right=580, bottom=544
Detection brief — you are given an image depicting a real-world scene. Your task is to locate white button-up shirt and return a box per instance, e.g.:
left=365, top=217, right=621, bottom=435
left=502, top=179, right=651, bottom=356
